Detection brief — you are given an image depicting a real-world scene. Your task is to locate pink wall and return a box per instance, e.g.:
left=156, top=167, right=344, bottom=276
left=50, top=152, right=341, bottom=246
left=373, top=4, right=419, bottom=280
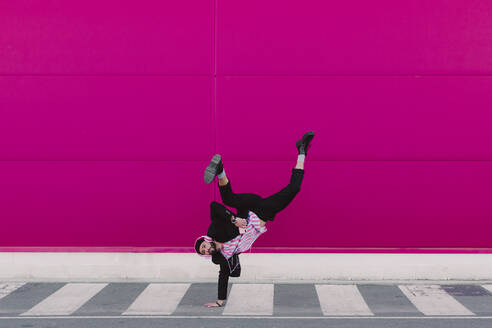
left=1, top=0, right=491, bottom=250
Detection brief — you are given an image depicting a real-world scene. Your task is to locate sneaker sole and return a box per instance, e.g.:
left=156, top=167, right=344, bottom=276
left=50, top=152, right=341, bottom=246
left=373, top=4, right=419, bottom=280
left=204, top=154, right=222, bottom=184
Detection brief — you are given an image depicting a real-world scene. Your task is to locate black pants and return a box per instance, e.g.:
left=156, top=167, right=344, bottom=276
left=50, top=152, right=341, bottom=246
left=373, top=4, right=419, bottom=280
left=218, top=168, right=304, bottom=221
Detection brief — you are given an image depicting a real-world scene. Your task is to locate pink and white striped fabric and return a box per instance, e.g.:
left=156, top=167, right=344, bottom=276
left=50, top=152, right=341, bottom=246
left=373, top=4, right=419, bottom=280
left=219, top=211, right=267, bottom=259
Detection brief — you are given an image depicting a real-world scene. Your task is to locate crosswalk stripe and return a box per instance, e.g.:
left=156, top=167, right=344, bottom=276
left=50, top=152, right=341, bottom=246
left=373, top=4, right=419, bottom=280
left=20, top=283, right=107, bottom=316
left=482, top=285, right=492, bottom=294
left=122, top=283, right=190, bottom=315
left=0, top=283, right=25, bottom=301
left=398, top=285, right=475, bottom=316
left=315, top=285, right=373, bottom=316
left=222, top=284, right=274, bottom=315
left=3, top=283, right=483, bottom=317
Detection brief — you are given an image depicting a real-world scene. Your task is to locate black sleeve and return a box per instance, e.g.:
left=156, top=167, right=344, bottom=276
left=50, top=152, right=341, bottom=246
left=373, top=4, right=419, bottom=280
left=207, top=223, right=217, bottom=240
left=218, top=263, right=230, bottom=300
left=210, top=201, right=235, bottom=223
left=212, top=254, right=230, bottom=300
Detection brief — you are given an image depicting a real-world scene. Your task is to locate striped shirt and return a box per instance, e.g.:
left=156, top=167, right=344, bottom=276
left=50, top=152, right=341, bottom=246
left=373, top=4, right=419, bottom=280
left=219, top=211, right=267, bottom=260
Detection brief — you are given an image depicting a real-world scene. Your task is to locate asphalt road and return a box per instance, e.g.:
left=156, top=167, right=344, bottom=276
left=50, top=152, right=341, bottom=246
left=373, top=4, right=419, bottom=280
left=2, top=317, right=492, bottom=328
left=0, top=282, right=491, bottom=328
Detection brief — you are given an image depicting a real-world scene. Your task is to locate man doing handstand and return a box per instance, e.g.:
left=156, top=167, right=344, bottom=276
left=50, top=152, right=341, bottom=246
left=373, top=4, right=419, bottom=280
left=194, top=131, right=315, bottom=307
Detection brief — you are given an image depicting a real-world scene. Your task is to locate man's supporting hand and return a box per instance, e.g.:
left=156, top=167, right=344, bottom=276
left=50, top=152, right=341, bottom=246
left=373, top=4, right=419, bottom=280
left=204, top=300, right=225, bottom=307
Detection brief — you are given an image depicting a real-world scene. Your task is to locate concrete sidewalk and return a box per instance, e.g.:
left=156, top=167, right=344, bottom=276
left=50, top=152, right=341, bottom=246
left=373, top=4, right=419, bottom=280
left=0, top=253, right=491, bottom=282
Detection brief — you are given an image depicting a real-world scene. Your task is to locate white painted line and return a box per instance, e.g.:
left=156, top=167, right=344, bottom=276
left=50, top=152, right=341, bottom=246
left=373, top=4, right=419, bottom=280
left=2, top=315, right=492, bottom=319
left=0, top=283, right=25, bottom=300
left=21, top=283, right=107, bottom=316
left=482, top=285, right=492, bottom=294
left=315, top=285, right=373, bottom=316
left=122, top=283, right=190, bottom=315
left=222, top=284, right=274, bottom=316
left=398, top=285, right=475, bottom=316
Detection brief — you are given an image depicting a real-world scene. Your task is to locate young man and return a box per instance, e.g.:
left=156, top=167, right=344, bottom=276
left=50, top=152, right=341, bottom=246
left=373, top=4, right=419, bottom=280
left=194, top=131, right=315, bottom=308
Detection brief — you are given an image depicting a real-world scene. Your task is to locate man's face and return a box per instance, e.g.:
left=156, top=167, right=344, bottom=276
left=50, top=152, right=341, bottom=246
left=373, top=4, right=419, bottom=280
left=199, top=240, right=218, bottom=255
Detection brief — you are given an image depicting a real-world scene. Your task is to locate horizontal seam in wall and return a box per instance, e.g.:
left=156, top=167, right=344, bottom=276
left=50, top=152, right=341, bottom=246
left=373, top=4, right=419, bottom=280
left=1, top=160, right=492, bottom=162
left=0, top=74, right=212, bottom=77
left=1, top=74, right=492, bottom=77
left=216, top=74, right=492, bottom=77
left=1, top=246, right=492, bottom=253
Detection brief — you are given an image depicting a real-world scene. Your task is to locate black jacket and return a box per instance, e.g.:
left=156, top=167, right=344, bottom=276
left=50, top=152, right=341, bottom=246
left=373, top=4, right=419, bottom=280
left=207, top=201, right=242, bottom=300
